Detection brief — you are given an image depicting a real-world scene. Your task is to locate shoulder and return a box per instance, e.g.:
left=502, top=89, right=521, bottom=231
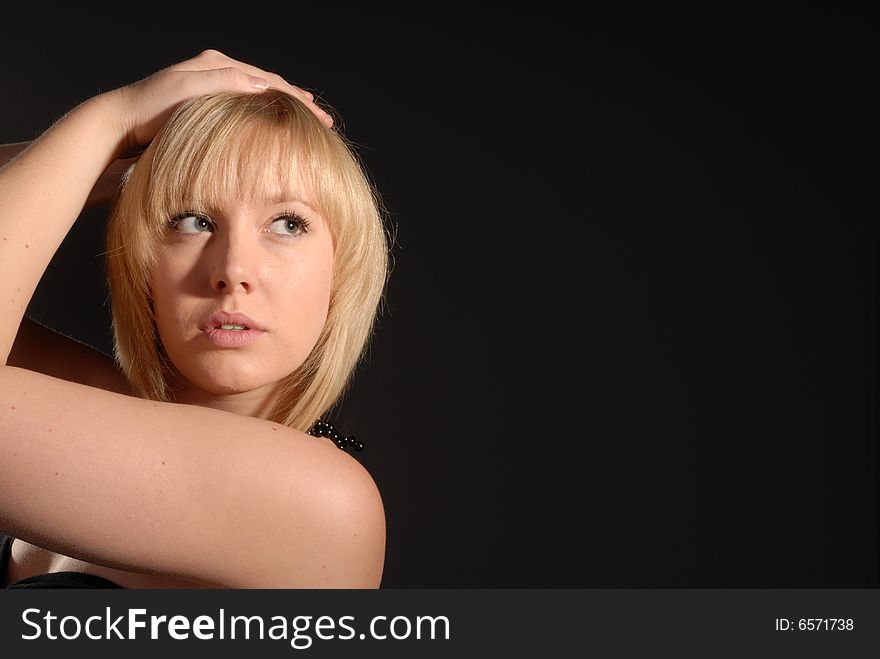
left=225, top=424, right=386, bottom=588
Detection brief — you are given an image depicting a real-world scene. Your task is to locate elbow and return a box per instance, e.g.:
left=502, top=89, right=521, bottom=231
left=318, top=459, right=387, bottom=588
left=350, top=468, right=387, bottom=588
left=246, top=453, right=386, bottom=590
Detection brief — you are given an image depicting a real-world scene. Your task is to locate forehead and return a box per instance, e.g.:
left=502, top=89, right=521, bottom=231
left=175, top=140, right=316, bottom=210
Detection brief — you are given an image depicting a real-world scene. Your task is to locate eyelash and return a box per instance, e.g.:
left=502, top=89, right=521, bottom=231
left=166, top=212, right=311, bottom=239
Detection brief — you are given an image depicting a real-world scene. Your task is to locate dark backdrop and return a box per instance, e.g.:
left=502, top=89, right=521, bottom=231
left=1, top=6, right=876, bottom=587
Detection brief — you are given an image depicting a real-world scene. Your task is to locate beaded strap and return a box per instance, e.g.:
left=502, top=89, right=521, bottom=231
left=307, top=419, right=364, bottom=452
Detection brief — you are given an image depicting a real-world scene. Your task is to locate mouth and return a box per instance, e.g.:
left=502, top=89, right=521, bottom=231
left=199, top=310, right=266, bottom=347
left=211, top=322, right=251, bottom=330
left=200, top=311, right=266, bottom=332
left=202, top=326, right=266, bottom=347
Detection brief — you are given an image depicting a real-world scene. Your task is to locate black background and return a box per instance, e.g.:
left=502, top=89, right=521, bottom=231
left=1, top=5, right=876, bottom=587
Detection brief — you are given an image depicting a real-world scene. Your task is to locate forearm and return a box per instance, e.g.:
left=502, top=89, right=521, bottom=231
left=1, top=140, right=128, bottom=213
left=0, top=92, right=126, bottom=363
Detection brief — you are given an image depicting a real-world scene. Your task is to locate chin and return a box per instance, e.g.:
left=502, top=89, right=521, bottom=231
left=166, top=347, right=302, bottom=395
left=170, top=359, right=263, bottom=395
left=201, top=380, right=259, bottom=396
left=198, top=369, right=276, bottom=394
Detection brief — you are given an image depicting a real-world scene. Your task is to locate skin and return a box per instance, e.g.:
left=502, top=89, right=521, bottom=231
left=0, top=50, right=384, bottom=588
left=152, top=188, right=334, bottom=420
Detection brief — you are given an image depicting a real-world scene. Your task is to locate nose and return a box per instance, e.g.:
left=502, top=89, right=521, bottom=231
left=208, top=228, right=257, bottom=294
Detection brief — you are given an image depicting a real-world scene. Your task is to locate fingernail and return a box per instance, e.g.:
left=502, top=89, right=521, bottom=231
left=249, top=76, right=268, bottom=89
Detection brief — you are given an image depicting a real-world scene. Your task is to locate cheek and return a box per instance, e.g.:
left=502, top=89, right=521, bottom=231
left=149, top=258, right=190, bottom=335
left=151, top=251, right=190, bottom=291
left=273, top=257, right=333, bottom=335
left=309, top=242, right=335, bottom=317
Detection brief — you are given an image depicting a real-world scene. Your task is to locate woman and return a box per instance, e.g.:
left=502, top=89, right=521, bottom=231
left=0, top=49, right=390, bottom=588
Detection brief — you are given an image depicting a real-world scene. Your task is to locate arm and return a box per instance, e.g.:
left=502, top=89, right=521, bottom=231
left=0, top=366, right=386, bottom=588
left=1, top=134, right=135, bottom=387
left=0, top=141, right=135, bottom=211
left=0, top=51, right=381, bottom=587
left=0, top=93, right=123, bottom=364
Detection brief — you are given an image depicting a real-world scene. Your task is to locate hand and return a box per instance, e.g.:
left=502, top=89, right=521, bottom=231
left=104, top=49, right=333, bottom=158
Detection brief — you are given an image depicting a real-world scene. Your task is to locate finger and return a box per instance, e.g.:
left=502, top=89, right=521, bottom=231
left=182, top=50, right=332, bottom=127
left=291, top=86, right=315, bottom=102
left=182, top=66, right=274, bottom=94
left=238, top=70, right=331, bottom=125
left=178, top=65, right=331, bottom=126
left=181, top=51, right=314, bottom=104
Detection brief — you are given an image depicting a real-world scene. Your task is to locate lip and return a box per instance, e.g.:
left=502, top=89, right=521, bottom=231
left=200, top=310, right=266, bottom=348
left=202, top=327, right=266, bottom=347
left=200, top=311, right=266, bottom=332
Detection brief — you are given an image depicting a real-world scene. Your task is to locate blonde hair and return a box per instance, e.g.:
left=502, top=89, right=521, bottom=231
left=104, top=89, right=392, bottom=431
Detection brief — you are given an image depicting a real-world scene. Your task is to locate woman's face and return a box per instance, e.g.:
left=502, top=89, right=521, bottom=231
left=150, top=184, right=334, bottom=415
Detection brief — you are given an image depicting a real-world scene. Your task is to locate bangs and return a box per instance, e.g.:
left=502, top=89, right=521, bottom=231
left=141, top=91, right=329, bottom=240
left=105, top=87, right=390, bottom=424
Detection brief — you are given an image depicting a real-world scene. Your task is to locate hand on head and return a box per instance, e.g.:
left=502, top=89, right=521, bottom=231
left=107, top=49, right=333, bottom=158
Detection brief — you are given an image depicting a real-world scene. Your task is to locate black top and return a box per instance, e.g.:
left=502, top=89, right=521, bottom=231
left=1, top=532, right=123, bottom=589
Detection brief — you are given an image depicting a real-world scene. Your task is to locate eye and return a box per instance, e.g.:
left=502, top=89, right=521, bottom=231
left=168, top=213, right=213, bottom=234
left=268, top=213, right=311, bottom=238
